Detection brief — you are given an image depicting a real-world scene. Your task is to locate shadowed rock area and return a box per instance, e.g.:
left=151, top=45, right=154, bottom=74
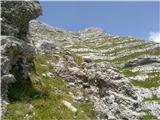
left=1, top=0, right=42, bottom=116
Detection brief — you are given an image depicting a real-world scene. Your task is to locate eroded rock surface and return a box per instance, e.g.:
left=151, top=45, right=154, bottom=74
left=55, top=53, right=141, bottom=119
left=1, top=1, right=42, bottom=40
left=2, top=1, right=160, bottom=119
left=124, top=56, right=160, bottom=67
left=29, top=19, right=160, bottom=119
left=1, top=0, right=42, bottom=116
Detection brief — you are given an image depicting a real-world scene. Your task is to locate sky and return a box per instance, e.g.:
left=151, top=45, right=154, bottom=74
left=38, top=1, right=160, bottom=41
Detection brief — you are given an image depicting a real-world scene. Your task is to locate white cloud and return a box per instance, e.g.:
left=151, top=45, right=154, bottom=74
left=149, top=32, right=160, bottom=43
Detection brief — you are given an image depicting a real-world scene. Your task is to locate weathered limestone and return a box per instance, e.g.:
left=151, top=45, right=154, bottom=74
left=1, top=0, right=42, bottom=116
left=55, top=53, right=140, bottom=119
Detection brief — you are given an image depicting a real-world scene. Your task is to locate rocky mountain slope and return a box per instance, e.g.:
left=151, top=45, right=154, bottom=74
left=1, top=1, right=160, bottom=120
left=28, top=20, right=160, bottom=120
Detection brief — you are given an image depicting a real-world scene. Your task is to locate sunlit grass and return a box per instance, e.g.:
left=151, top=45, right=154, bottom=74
left=132, top=75, right=160, bottom=88
left=121, top=68, right=139, bottom=77
left=4, top=53, right=96, bottom=120
left=111, top=47, right=160, bottom=64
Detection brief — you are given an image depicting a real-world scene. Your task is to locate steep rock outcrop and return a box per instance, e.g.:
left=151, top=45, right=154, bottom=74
left=28, top=20, right=107, bottom=48
left=35, top=40, right=57, bottom=53
left=1, top=1, right=42, bottom=40
left=55, top=52, right=141, bottom=119
left=1, top=1, right=42, bottom=116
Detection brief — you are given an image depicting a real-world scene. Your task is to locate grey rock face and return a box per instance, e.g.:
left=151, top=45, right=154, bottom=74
left=1, top=1, right=42, bottom=40
left=35, top=40, right=56, bottom=53
left=1, top=0, right=42, bottom=116
left=78, top=27, right=107, bottom=41
left=28, top=20, right=76, bottom=46
left=1, top=36, right=36, bottom=116
left=28, top=20, right=107, bottom=47
left=82, top=56, right=92, bottom=63
left=55, top=54, right=140, bottom=119
left=124, top=57, right=160, bottom=67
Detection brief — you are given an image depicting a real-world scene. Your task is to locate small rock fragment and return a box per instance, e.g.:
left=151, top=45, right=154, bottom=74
left=62, top=100, right=77, bottom=114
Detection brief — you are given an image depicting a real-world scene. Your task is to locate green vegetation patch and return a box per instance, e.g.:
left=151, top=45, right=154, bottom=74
left=4, top=53, right=96, bottom=120
left=93, top=59, right=107, bottom=63
left=111, top=46, right=160, bottom=64
left=70, top=52, right=83, bottom=65
left=33, top=53, right=59, bottom=75
left=121, top=69, right=139, bottom=77
left=132, top=75, right=160, bottom=88
left=143, top=115, right=157, bottom=120
left=144, top=95, right=160, bottom=101
left=104, top=42, right=149, bottom=56
left=142, top=110, right=158, bottom=120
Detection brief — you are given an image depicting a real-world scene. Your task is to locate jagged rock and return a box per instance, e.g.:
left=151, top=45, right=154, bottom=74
left=1, top=0, right=42, bottom=116
left=1, top=36, right=36, bottom=116
left=1, top=36, right=36, bottom=92
left=1, top=1, right=42, bottom=39
left=1, top=74, right=16, bottom=84
left=68, top=82, right=76, bottom=87
left=1, top=74, right=16, bottom=115
left=55, top=55, right=140, bottom=119
left=124, top=57, right=160, bottom=67
left=2, top=0, right=160, bottom=119
left=35, top=40, right=56, bottom=53
left=82, top=56, right=92, bottom=63
left=1, top=36, right=35, bottom=60
left=28, top=20, right=78, bottom=46
left=82, top=82, right=90, bottom=88
left=79, top=27, right=106, bottom=40
left=28, top=20, right=107, bottom=47
left=73, top=96, right=84, bottom=102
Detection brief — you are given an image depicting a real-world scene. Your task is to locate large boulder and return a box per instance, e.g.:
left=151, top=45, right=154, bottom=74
left=55, top=54, right=141, bottom=119
left=35, top=40, right=57, bottom=53
left=1, top=1, right=42, bottom=40
left=82, top=56, right=93, bottom=63
left=1, top=36, right=36, bottom=114
left=1, top=0, right=42, bottom=116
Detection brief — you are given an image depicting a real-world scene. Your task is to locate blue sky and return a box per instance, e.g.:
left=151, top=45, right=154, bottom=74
left=38, top=1, right=159, bottom=40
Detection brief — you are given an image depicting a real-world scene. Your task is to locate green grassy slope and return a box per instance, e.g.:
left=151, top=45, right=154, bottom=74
left=3, top=53, right=96, bottom=120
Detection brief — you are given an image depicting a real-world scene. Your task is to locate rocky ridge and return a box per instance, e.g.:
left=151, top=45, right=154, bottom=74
left=1, top=1, right=160, bottom=120
left=29, top=20, right=160, bottom=119
left=54, top=53, right=141, bottom=119
left=29, top=20, right=106, bottom=49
